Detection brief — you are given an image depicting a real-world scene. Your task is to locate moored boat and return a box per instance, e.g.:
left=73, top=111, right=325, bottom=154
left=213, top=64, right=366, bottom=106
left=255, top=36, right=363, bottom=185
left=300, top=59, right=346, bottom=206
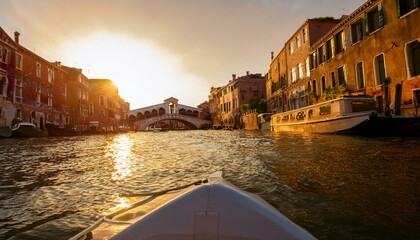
left=45, top=123, right=81, bottom=136
left=271, top=95, right=376, bottom=133
left=0, top=125, right=12, bottom=138
left=70, top=172, right=315, bottom=240
left=11, top=122, right=48, bottom=137
left=258, top=113, right=273, bottom=130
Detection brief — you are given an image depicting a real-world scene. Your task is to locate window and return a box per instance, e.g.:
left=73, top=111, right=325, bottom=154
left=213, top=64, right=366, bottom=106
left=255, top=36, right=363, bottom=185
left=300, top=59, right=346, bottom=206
left=406, top=40, right=420, bottom=77
left=295, top=35, right=301, bottom=49
left=36, top=62, right=41, bottom=78
left=366, top=3, right=384, bottom=34
left=321, top=76, right=326, bottom=92
left=311, top=51, right=317, bottom=69
left=338, top=66, right=346, bottom=85
left=350, top=19, right=364, bottom=43
left=335, top=30, right=345, bottom=54
left=89, top=103, right=94, bottom=115
left=331, top=72, right=336, bottom=88
left=15, top=79, right=22, bottom=100
left=325, top=39, right=333, bottom=60
left=298, top=63, right=304, bottom=80
left=302, top=28, right=307, bottom=43
left=305, top=58, right=310, bottom=77
left=48, top=68, right=53, bottom=83
left=62, top=85, right=67, bottom=97
left=374, top=53, right=387, bottom=84
left=288, top=43, right=292, bottom=55
left=312, top=80, right=318, bottom=96
left=15, top=53, right=23, bottom=70
left=48, top=92, right=53, bottom=107
left=36, top=84, right=41, bottom=104
left=355, top=62, right=365, bottom=89
left=397, top=0, right=419, bottom=17
left=291, top=67, right=296, bottom=82
left=240, top=86, right=246, bottom=92
left=1, top=47, right=10, bottom=64
left=100, top=96, right=105, bottom=106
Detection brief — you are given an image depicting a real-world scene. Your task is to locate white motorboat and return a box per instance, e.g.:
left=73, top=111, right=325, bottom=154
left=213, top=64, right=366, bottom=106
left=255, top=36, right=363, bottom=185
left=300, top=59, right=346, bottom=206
left=271, top=95, right=376, bottom=133
left=70, top=172, right=315, bottom=240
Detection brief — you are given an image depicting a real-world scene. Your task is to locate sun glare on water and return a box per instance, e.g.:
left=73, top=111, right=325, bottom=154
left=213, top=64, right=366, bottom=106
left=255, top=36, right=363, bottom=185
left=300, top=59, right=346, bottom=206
left=60, top=31, right=192, bottom=108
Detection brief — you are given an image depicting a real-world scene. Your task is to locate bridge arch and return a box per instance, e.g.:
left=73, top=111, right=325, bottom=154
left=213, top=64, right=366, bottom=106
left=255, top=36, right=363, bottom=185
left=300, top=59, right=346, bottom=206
left=128, top=97, right=211, bottom=131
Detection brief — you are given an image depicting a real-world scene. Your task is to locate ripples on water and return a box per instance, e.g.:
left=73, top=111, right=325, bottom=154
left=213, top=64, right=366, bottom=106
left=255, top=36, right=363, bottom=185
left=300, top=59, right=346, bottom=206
left=0, top=131, right=419, bottom=239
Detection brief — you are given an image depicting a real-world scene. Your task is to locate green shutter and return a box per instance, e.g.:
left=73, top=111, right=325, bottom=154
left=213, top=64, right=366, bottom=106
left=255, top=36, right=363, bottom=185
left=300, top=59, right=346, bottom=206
left=378, top=3, right=384, bottom=27
left=365, top=12, right=370, bottom=34
left=396, top=0, right=401, bottom=17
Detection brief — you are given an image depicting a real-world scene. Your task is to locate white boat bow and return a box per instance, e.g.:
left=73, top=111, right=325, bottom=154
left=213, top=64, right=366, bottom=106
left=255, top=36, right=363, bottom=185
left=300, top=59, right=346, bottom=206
left=71, top=172, right=315, bottom=240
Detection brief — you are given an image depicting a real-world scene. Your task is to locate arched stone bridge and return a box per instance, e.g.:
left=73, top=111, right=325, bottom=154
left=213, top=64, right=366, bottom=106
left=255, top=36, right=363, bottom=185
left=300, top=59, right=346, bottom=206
left=128, top=97, right=211, bottom=130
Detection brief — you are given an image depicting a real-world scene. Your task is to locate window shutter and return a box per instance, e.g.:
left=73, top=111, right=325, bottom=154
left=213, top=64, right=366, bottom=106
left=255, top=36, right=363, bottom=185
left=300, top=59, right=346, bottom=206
left=415, top=0, right=420, bottom=8
left=349, top=24, right=353, bottom=43
left=396, top=0, right=401, bottom=17
left=378, top=3, right=384, bottom=28
left=331, top=37, right=335, bottom=56
left=341, top=31, right=346, bottom=50
left=365, top=12, right=370, bottom=34
left=343, top=65, right=347, bottom=84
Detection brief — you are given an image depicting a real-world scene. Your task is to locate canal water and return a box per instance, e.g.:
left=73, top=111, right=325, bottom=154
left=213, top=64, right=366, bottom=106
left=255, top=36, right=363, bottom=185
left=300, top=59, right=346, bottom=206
left=0, top=130, right=419, bottom=240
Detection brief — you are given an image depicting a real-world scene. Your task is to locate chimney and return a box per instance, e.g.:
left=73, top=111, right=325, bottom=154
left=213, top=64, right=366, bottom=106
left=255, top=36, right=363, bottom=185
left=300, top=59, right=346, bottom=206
left=14, top=31, right=20, bottom=45
left=232, top=74, right=236, bottom=81
left=246, top=71, right=249, bottom=76
left=271, top=52, right=274, bottom=61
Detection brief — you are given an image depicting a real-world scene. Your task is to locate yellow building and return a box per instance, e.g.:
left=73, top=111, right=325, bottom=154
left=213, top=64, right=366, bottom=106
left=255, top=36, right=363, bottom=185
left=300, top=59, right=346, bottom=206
left=308, top=0, right=419, bottom=116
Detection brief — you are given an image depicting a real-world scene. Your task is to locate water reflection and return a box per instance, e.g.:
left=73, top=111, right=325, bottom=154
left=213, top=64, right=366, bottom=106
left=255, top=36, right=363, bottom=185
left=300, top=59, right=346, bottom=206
left=0, top=131, right=418, bottom=240
left=107, top=135, right=134, bottom=181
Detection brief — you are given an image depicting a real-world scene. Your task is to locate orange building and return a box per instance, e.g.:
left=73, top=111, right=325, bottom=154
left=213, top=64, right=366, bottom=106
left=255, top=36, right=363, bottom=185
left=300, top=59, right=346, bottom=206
left=267, top=18, right=342, bottom=113
left=61, top=66, right=92, bottom=131
left=12, top=31, right=68, bottom=129
left=1, top=27, right=131, bottom=133
left=0, top=27, right=18, bottom=126
left=89, top=79, right=129, bottom=132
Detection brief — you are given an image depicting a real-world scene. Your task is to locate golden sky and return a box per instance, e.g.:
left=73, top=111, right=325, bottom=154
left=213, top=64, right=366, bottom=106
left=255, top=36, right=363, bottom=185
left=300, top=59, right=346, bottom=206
left=0, top=0, right=366, bottom=109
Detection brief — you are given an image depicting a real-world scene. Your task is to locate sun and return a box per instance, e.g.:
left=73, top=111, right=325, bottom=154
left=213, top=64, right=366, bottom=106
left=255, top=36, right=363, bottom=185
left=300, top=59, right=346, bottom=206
left=59, top=31, right=190, bottom=109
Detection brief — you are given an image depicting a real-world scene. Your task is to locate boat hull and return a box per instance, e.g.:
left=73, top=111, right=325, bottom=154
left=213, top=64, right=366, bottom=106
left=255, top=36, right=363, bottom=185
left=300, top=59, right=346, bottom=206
left=45, top=123, right=80, bottom=136
left=272, top=112, right=371, bottom=133
left=71, top=172, right=315, bottom=240
left=11, top=123, right=48, bottom=137
left=349, top=115, right=420, bottom=136
left=0, top=125, right=12, bottom=138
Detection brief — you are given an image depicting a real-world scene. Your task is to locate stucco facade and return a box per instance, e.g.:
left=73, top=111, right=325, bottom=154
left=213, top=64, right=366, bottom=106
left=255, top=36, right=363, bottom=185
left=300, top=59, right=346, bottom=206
left=310, top=0, right=420, bottom=116
left=267, top=18, right=342, bottom=114
left=268, top=0, right=420, bottom=118
left=0, top=27, right=129, bottom=133
left=210, top=72, right=266, bottom=129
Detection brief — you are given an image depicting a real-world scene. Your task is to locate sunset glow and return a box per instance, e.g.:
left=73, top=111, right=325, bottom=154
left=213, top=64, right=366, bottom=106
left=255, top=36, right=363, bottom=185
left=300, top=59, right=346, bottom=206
left=60, top=32, right=202, bottom=109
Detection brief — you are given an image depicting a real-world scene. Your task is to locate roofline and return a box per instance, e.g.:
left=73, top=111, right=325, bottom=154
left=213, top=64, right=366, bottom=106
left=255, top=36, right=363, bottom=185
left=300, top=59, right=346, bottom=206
left=310, top=0, right=377, bottom=50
